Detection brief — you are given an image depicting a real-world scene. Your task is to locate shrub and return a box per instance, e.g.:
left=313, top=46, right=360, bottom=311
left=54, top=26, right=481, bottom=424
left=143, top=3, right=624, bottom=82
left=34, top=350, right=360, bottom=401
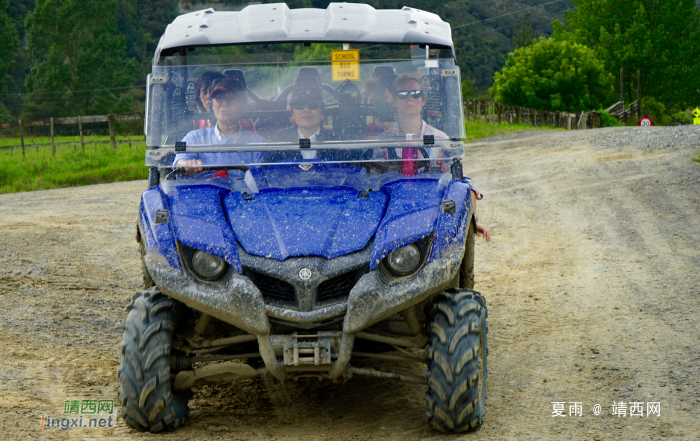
left=599, top=110, right=624, bottom=127
left=640, top=96, right=668, bottom=125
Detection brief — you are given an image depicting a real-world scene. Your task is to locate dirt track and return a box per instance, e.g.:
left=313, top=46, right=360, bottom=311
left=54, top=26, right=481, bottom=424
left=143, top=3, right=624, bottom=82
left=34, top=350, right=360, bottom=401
left=1, top=126, right=700, bottom=440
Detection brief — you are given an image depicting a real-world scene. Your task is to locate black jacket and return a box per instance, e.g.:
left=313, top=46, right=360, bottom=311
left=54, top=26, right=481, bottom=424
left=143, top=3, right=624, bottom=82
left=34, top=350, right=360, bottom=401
left=267, top=126, right=351, bottom=162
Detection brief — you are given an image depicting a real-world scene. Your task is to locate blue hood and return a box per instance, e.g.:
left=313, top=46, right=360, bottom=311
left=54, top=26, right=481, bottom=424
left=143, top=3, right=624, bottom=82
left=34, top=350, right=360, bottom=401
left=223, top=187, right=388, bottom=260
left=162, top=166, right=455, bottom=266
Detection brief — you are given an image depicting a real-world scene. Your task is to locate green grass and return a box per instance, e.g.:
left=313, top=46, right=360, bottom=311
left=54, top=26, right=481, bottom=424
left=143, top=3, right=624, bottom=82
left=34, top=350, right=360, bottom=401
left=0, top=122, right=563, bottom=194
left=463, top=119, right=562, bottom=143
left=0, top=134, right=138, bottom=148
left=0, top=137, right=148, bottom=194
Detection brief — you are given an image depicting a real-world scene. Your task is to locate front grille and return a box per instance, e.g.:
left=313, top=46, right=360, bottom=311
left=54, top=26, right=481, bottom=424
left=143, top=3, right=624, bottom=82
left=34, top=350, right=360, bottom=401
left=317, top=270, right=360, bottom=303
left=247, top=271, right=295, bottom=306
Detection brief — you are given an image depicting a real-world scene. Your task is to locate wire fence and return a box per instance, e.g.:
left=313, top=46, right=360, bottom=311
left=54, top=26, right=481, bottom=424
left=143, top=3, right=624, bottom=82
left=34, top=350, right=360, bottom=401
left=0, top=113, right=144, bottom=157
left=463, top=99, right=602, bottom=130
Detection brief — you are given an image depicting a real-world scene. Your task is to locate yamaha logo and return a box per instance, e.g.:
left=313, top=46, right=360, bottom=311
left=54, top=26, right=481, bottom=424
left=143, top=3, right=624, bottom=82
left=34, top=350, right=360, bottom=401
left=299, top=268, right=312, bottom=280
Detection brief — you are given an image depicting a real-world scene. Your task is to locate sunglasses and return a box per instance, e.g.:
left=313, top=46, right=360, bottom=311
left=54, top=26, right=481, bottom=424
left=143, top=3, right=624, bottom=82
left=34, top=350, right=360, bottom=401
left=291, top=100, right=321, bottom=110
left=395, top=90, right=424, bottom=100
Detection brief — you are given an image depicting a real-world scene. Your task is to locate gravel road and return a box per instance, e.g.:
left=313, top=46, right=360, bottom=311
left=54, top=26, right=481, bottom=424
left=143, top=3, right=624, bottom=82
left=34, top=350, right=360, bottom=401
left=1, top=125, right=699, bottom=440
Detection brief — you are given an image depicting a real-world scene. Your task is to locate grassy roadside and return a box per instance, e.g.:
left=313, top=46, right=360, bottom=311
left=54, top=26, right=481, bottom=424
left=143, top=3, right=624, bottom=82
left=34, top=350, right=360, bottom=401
left=463, top=119, right=562, bottom=143
left=0, top=139, right=148, bottom=194
left=0, top=121, right=561, bottom=194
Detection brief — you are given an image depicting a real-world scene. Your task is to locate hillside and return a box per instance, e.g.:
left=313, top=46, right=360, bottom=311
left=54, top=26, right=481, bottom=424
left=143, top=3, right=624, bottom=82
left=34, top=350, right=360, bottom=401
left=1, top=0, right=572, bottom=119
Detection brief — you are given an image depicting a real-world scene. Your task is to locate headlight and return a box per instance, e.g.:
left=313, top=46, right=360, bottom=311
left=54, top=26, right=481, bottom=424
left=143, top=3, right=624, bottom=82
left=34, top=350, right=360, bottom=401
left=386, top=244, right=421, bottom=275
left=191, top=251, right=226, bottom=279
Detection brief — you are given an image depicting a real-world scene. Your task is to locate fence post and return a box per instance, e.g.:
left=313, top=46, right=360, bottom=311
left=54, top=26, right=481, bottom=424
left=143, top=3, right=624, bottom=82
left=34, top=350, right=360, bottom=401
left=78, top=115, right=84, bottom=152
left=19, top=120, right=25, bottom=157
left=108, top=114, right=117, bottom=150
left=51, top=117, right=56, bottom=156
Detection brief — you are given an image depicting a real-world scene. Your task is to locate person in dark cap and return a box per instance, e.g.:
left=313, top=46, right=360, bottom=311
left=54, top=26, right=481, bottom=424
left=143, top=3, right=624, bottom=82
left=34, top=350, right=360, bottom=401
left=195, top=71, right=225, bottom=115
left=268, top=77, right=342, bottom=161
left=174, top=78, right=266, bottom=176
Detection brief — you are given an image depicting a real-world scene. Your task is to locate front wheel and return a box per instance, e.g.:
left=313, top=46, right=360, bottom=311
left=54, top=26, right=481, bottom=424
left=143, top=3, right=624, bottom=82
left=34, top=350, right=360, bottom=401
left=118, top=287, right=191, bottom=432
left=425, top=289, right=488, bottom=433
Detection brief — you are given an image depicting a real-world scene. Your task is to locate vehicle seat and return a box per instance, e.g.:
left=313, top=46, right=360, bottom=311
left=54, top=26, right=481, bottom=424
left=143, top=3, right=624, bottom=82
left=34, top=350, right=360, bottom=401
left=331, top=80, right=365, bottom=141
left=372, top=65, right=395, bottom=78
left=221, top=69, right=258, bottom=133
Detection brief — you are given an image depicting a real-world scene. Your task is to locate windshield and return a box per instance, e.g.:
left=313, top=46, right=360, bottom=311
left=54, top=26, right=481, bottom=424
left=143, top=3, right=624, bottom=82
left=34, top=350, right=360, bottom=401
left=145, top=43, right=464, bottom=177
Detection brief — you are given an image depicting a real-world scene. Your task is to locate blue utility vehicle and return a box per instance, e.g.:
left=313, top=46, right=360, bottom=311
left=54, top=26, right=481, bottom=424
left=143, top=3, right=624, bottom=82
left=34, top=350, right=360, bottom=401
left=121, top=3, right=488, bottom=434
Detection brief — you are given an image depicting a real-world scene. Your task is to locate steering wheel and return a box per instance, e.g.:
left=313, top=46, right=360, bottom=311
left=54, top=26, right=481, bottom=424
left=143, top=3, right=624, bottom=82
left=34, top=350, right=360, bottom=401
left=174, top=165, right=250, bottom=178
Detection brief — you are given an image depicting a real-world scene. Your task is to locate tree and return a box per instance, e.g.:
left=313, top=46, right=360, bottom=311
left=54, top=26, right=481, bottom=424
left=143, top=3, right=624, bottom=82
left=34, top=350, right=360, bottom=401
left=555, top=0, right=700, bottom=110
left=513, top=14, right=539, bottom=49
left=461, top=77, right=476, bottom=101
left=23, top=0, right=138, bottom=119
left=489, top=38, right=612, bottom=111
left=0, top=0, right=19, bottom=120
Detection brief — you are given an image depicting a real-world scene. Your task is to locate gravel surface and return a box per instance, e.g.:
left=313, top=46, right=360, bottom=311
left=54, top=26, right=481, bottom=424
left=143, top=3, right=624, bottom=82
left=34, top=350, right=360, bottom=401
left=1, top=125, right=699, bottom=440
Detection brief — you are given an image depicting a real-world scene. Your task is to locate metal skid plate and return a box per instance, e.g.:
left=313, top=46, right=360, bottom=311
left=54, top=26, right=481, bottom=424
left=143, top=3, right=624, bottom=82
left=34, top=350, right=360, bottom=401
left=275, top=332, right=339, bottom=367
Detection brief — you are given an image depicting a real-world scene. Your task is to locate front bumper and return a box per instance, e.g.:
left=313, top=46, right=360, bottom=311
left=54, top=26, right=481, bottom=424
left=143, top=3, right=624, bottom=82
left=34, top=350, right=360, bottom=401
left=144, top=241, right=463, bottom=379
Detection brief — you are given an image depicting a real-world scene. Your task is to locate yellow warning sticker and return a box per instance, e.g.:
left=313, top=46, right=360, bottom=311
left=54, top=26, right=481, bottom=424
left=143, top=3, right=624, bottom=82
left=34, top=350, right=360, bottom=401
left=331, top=49, right=360, bottom=82
left=693, top=108, right=700, bottom=118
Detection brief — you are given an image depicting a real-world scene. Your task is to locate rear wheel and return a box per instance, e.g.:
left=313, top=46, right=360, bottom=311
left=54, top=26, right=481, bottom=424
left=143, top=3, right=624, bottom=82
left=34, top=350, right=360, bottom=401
left=118, top=287, right=191, bottom=432
left=425, top=289, right=488, bottom=433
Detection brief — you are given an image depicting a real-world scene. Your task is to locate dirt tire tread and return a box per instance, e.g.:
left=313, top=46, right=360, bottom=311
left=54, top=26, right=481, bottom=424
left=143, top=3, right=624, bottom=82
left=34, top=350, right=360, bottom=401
left=426, top=289, right=488, bottom=433
left=118, top=287, right=191, bottom=432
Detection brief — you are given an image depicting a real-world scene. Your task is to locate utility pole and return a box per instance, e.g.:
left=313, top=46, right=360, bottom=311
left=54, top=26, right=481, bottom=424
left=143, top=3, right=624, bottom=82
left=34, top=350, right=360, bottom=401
left=637, top=70, right=642, bottom=120
left=620, top=68, right=624, bottom=107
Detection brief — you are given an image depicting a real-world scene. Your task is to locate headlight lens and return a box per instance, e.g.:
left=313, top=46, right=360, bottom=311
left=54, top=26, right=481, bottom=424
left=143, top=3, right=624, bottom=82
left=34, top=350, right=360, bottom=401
left=191, top=251, right=226, bottom=279
left=386, top=244, right=421, bottom=275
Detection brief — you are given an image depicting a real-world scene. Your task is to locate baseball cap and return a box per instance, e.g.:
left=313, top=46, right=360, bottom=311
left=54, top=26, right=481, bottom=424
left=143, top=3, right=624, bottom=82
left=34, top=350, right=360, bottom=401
left=211, top=78, right=247, bottom=100
left=289, top=76, right=324, bottom=105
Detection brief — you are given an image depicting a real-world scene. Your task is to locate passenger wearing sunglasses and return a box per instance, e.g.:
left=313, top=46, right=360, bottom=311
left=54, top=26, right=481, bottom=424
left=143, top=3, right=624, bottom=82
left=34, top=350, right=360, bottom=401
left=376, top=75, right=448, bottom=171
left=377, top=75, right=447, bottom=141
left=268, top=77, right=343, bottom=162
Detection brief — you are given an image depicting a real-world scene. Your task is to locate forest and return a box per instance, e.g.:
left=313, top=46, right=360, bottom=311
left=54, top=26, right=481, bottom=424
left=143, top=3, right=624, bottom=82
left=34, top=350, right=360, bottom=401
left=0, top=0, right=572, bottom=120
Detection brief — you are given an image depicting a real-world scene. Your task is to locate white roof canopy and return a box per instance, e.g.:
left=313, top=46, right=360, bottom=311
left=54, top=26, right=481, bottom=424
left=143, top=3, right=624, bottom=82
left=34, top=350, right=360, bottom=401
left=156, top=3, right=455, bottom=60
